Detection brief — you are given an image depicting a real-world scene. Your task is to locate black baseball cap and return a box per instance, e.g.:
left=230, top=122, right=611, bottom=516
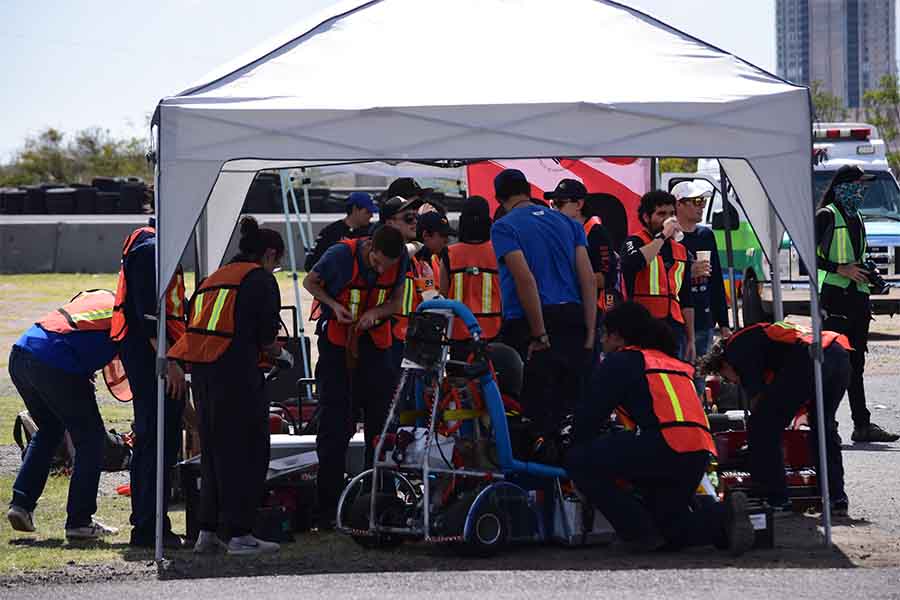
left=544, top=178, right=587, bottom=201
left=494, top=168, right=530, bottom=200
left=380, top=195, right=424, bottom=222
left=386, top=177, right=433, bottom=200
left=417, top=210, right=456, bottom=237
left=831, top=165, right=876, bottom=186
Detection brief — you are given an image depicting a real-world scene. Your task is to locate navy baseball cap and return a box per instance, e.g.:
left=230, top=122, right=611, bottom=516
left=494, top=169, right=530, bottom=200
left=417, top=210, right=456, bottom=237
left=346, top=191, right=378, bottom=213
left=544, top=178, right=587, bottom=201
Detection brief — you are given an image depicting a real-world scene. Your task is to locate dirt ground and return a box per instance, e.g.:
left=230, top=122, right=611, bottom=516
left=1, top=274, right=899, bottom=585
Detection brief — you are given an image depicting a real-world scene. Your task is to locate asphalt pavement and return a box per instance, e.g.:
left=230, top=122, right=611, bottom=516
left=7, top=369, right=900, bottom=599
left=11, top=567, right=900, bottom=600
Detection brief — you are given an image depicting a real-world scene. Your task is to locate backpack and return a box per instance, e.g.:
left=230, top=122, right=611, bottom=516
left=13, top=410, right=74, bottom=471
left=13, top=410, right=133, bottom=472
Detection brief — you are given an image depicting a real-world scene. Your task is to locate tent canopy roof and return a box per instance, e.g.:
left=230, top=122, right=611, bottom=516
left=156, top=0, right=812, bottom=293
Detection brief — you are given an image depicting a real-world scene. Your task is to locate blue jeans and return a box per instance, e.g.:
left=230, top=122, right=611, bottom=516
left=693, top=327, right=715, bottom=397
left=8, top=346, right=105, bottom=529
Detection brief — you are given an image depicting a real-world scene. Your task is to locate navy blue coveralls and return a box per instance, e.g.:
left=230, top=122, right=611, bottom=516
left=565, top=349, right=726, bottom=548
left=118, top=231, right=185, bottom=543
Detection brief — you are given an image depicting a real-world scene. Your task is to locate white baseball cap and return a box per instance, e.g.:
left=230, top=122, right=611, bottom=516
left=671, top=180, right=713, bottom=201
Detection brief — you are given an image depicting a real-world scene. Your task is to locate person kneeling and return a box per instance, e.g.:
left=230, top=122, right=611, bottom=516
left=565, top=302, right=753, bottom=555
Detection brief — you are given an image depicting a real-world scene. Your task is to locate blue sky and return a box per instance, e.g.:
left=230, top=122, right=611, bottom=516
left=0, top=0, right=780, bottom=161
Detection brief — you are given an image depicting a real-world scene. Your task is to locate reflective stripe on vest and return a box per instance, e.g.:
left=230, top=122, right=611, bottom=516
left=38, top=289, right=116, bottom=334
left=630, top=230, right=687, bottom=324
left=111, top=226, right=187, bottom=342
left=324, top=238, right=399, bottom=350
left=394, top=254, right=439, bottom=342
left=447, top=241, right=502, bottom=340
left=817, top=204, right=869, bottom=294
left=727, top=321, right=853, bottom=353
left=167, top=262, right=262, bottom=364
left=631, top=347, right=717, bottom=456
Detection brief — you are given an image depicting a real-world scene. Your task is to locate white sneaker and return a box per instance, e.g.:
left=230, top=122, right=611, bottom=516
left=65, top=519, right=118, bottom=540
left=193, top=530, right=226, bottom=554
left=226, top=534, right=280, bottom=556
left=7, top=505, right=35, bottom=533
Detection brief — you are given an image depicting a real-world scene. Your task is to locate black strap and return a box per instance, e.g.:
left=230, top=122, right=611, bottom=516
left=658, top=421, right=712, bottom=434
left=185, top=327, right=234, bottom=339
left=56, top=308, right=78, bottom=330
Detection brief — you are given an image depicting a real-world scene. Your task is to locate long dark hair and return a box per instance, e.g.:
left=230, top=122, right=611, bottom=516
left=603, top=301, right=678, bottom=357
left=237, top=216, right=285, bottom=261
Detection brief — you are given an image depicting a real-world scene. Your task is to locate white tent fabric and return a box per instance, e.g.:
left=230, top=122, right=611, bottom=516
left=152, top=0, right=831, bottom=559
left=155, top=0, right=813, bottom=294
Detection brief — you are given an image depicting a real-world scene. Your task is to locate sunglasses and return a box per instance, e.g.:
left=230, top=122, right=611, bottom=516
left=680, top=197, right=708, bottom=207
left=402, top=213, right=418, bottom=224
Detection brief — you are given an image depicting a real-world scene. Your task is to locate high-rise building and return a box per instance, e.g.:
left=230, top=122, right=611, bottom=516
left=776, top=0, right=896, bottom=108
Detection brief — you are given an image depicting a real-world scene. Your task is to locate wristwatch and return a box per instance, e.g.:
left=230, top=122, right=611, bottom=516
left=530, top=333, right=550, bottom=344
left=654, top=231, right=667, bottom=241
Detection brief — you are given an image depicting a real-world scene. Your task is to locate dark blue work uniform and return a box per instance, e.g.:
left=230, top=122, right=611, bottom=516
left=118, top=232, right=185, bottom=543
left=311, top=240, right=406, bottom=520
left=566, top=350, right=726, bottom=548
left=192, top=257, right=281, bottom=540
left=9, top=327, right=117, bottom=529
left=723, top=327, right=850, bottom=506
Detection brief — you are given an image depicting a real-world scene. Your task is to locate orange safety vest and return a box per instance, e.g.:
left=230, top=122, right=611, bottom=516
left=629, top=229, right=687, bottom=324
left=728, top=321, right=852, bottom=352
left=583, top=216, right=609, bottom=313
left=36, top=289, right=132, bottom=402
left=168, top=262, right=262, bottom=364
left=393, top=253, right=441, bottom=342
left=316, top=238, right=400, bottom=350
left=446, top=241, right=502, bottom=340
left=617, top=347, right=716, bottom=456
left=110, top=226, right=186, bottom=344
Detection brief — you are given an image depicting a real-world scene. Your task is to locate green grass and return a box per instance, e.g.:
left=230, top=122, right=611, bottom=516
left=0, top=474, right=186, bottom=575
left=0, top=272, right=313, bottom=577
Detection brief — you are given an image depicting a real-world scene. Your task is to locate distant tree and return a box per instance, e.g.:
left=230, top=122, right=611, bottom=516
left=0, top=127, right=152, bottom=187
left=659, top=158, right=698, bottom=173
left=864, top=75, right=900, bottom=171
left=810, top=80, right=847, bottom=122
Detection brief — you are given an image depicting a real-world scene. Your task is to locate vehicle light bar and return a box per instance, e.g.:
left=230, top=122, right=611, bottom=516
left=813, top=127, right=870, bottom=141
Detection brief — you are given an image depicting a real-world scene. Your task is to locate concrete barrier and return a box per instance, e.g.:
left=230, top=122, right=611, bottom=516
left=0, top=213, right=461, bottom=274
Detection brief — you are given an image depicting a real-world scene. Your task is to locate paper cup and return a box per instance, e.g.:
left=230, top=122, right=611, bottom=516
left=696, top=250, right=711, bottom=262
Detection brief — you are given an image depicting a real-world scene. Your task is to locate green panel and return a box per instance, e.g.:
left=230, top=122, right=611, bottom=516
left=712, top=222, right=765, bottom=279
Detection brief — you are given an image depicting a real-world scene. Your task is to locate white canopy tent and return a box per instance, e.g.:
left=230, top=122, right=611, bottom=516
left=151, top=0, right=826, bottom=560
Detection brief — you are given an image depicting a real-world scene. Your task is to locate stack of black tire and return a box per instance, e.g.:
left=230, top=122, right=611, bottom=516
left=0, top=178, right=147, bottom=214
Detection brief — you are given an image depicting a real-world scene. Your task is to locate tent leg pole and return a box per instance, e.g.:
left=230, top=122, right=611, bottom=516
left=719, top=165, right=740, bottom=329
left=153, top=159, right=167, bottom=564
left=288, top=178, right=314, bottom=392
left=769, top=210, right=784, bottom=321
left=808, top=278, right=832, bottom=546
left=280, top=171, right=313, bottom=400
left=288, top=177, right=312, bottom=257
left=301, top=168, right=314, bottom=246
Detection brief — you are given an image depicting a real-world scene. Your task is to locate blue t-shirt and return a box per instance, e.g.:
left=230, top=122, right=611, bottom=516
left=15, top=325, right=119, bottom=376
left=491, top=204, right=587, bottom=319
left=311, top=240, right=407, bottom=322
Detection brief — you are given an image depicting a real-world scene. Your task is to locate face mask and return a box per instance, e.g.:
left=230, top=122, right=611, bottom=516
left=834, top=182, right=865, bottom=213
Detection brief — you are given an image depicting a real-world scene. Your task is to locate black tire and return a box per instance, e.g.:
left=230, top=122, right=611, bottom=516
left=347, top=493, right=405, bottom=549
left=454, top=501, right=507, bottom=558
left=741, top=268, right=767, bottom=326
